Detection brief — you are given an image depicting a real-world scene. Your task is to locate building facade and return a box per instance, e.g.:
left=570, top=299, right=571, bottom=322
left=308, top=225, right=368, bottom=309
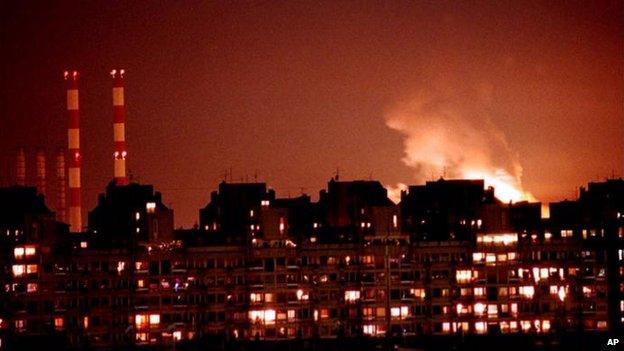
left=0, top=178, right=622, bottom=349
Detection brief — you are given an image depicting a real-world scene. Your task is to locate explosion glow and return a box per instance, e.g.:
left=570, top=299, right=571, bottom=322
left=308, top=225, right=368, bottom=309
left=385, top=85, right=535, bottom=204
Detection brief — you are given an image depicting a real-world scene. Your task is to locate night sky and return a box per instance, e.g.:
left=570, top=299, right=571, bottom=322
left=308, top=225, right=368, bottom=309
left=1, top=1, right=622, bottom=227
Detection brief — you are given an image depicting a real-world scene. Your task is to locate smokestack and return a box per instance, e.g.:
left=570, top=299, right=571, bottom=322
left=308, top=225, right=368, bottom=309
left=56, top=149, right=67, bottom=223
left=111, top=69, right=128, bottom=186
left=65, top=70, right=82, bottom=232
left=16, top=147, right=26, bottom=186
left=36, top=149, right=46, bottom=197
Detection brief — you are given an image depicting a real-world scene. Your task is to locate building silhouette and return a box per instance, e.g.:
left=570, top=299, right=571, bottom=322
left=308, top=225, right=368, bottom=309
left=0, top=177, right=622, bottom=349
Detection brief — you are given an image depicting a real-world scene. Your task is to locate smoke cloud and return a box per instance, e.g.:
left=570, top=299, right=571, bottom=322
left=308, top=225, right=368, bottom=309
left=385, top=82, right=534, bottom=203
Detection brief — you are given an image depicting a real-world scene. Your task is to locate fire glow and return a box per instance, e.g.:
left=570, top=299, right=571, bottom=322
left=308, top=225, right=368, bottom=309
left=385, top=86, right=535, bottom=204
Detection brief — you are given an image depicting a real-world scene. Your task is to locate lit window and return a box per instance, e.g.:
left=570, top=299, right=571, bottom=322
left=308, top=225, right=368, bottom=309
left=279, top=217, right=286, bottom=234
left=519, top=286, right=535, bottom=299
left=27, top=283, right=37, bottom=292
left=54, top=317, right=64, bottom=330
left=442, top=322, right=451, bottom=333
left=261, top=200, right=270, bottom=207
left=345, top=290, right=361, bottom=302
left=456, top=270, right=472, bottom=283
left=410, top=288, right=426, bottom=299
left=390, top=307, right=401, bottom=317
left=400, top=306, right=409, bottom=318
left=12, top=265, right=25, bottom=277
left=363, top=324, right=376, bottom=335
left=392, top=215, right=398, bottom=229
left=472, top=252, right=484, bottom=263
left=474, top=287, right=485, bottom=296
left=14, top=247, right=24, bottom=259
left=249, top=309, right=276, bottom=325
left=80, top=241, right=88, bottom=248
left=474, top=303, right=486, bottom=316
left=456, top=303, right=470, bottom=315
left=117, top=261, right=126, bottom=274
left=26, top=264, right=37, bottom=274
left=475, top=321, right=487, bottom=334
left=487, top=304, right=498, bottom=317
left=542, top=320, right=551, bottom=332
left=135, top=314, right=148, bottom=328
left=250, top=293, right=263, bottom=303
left=376, top=307, right=386, bottom=317
left=25, top=247, right=36, bottom=256
left=149, top=314, right=160, bottom=325
left=173, top=331, right=182, bottom=340
left=296, top=289, right=309, bottom=301
left=287, top=309, right=296, bottom=320
left=15, top=319, right=25, bottom=331
left=146, top=202, right=156, bottom=213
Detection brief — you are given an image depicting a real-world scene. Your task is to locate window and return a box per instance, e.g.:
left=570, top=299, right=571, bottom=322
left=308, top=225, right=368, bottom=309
left=345, top=290, right=360, bottom=302
left=456, top=270, right=472, bottom=283
left=474, top=303, right=486, bottom=316
left=149, top=314, right=160, bottom=325
left=14, top=247, right=24, bottom=259
left=410, top=288, right=426, bottom=299
left=146, top=202, right=156, bottom=213
left=363, top=324, right=376, bottom=335
left=12, top=265, right=25, bottom=277
left=54, top=317, right=64, bottom=330
left=250, top=293, right=263, bottom=303
left=249, top=309, right=276, bottom=325
left=519, top=286, right=534, bottom=299
left=472, top=252, right=484, bottom=263
left=135, top=314, right=148, bottom=328
left=475, top=321, right=486, bottom=334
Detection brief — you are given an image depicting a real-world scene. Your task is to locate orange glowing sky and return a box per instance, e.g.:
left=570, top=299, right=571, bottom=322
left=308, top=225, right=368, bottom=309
left=1, top=1, right=622, bottom=226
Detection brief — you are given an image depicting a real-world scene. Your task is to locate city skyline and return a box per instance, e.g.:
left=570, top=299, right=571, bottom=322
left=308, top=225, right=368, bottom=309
left=1, top=1, right=622, bottom=226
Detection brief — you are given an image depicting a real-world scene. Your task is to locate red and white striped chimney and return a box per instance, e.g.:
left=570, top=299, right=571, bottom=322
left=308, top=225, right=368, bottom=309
left=65, top=70, right=82, bottom=232
left=16, top=148, right=26, bottom=186
left=111, top=69, right=128, bottom=185
left=36, top=149, right=46, bottom=197
left=56, top=149, right=67, bottom=223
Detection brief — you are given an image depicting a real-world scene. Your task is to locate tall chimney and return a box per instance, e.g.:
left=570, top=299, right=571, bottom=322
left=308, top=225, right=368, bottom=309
left=36, top=149, right=46, bottom=197
left=16, top=147, right=26, bottom=186
left=111, top=69, right=128, bottom=185
left=65, top=70, right=82, bottom=232
left=56, top=149, right=67, bottom=223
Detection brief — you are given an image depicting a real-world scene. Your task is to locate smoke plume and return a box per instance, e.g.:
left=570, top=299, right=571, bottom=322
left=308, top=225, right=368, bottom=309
left=385, top=82, right=534, bottom=203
